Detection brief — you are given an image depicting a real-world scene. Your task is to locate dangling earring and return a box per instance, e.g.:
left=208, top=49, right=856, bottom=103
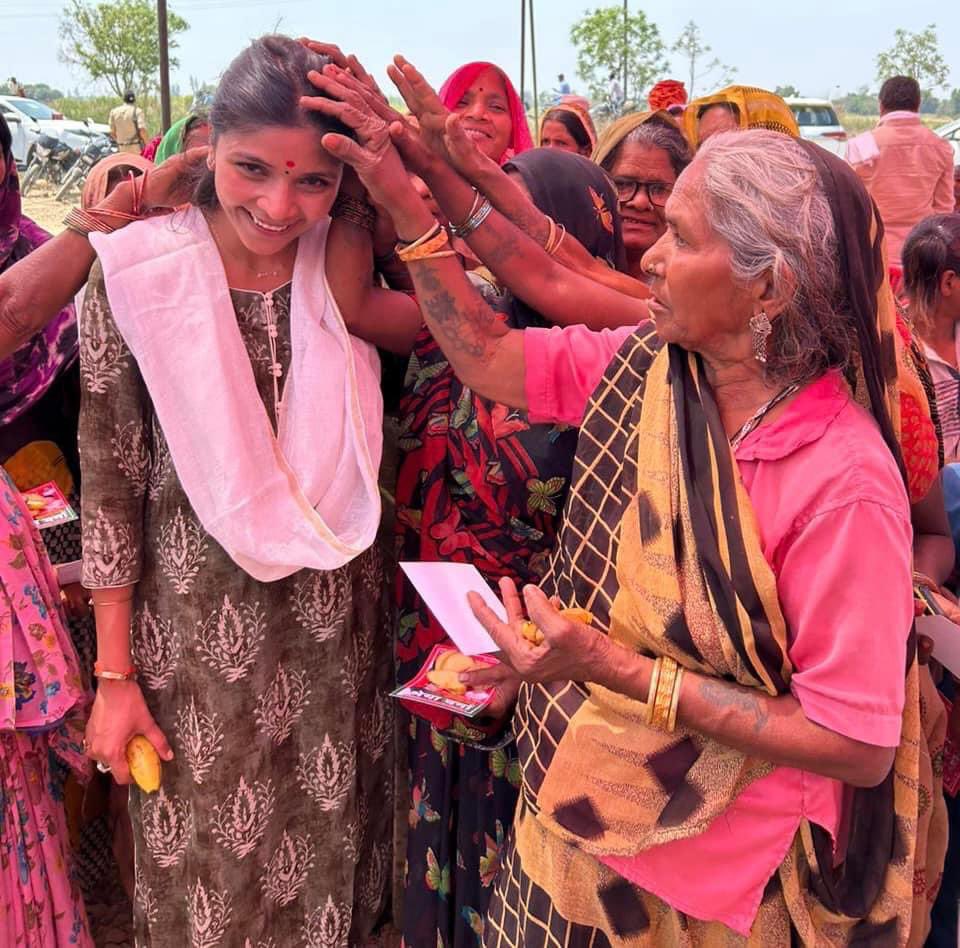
left=749, top=311, right=772, bottom=364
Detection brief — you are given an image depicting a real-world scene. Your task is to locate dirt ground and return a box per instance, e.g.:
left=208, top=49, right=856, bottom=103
left=22, top=181, right=70, bottom=234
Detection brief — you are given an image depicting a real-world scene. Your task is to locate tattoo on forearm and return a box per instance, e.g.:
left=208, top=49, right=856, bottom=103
left=413, top=263, right=496, bottom=361
left=698, top=679, right=769, bottom=733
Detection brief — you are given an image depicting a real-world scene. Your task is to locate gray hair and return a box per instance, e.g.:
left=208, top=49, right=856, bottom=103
left=601, top=119, right=691, bottom=178
left=695, top=129, right=851, bottom=385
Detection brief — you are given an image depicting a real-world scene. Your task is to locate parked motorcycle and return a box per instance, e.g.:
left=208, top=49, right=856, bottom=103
left=19, top=133, right=80, bottom=196
left=55, top=133, right=117, bottom=202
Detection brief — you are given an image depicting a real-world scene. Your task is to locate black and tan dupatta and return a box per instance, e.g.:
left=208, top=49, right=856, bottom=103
left=532, top=344, right=792, bottom=855
left=511, top=141, right=944, bottom=941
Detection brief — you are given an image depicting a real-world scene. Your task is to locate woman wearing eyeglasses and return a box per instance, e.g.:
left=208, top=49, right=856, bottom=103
left=593, top=111, right=692, bottom=282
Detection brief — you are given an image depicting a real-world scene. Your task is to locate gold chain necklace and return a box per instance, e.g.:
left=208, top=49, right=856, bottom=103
left=206, top=215, right=289, bottom=279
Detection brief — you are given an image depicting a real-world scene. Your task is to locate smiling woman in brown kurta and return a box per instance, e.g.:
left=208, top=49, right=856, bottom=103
left=76, top=35, right=415, bottom=947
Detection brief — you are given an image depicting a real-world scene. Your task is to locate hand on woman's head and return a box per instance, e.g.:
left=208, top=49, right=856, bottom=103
left=303, top=72, right=413, bottom=212
left=297, top=39, right=384, bottom=101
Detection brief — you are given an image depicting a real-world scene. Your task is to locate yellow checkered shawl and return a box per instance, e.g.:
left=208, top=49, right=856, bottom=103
left=515, top=330, right=938, bottom=944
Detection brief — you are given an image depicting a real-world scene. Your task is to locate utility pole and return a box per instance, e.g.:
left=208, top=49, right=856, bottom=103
left=623, top=0, right=628, bottom=105
left=519, top=0, right=526, bottom=108
left=529, top=0, right=539, bottom=131
left=158, top=0, right=171, bottom=132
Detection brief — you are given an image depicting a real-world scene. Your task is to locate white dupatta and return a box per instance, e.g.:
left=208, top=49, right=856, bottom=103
left=90, top=207, right=383, bottom=581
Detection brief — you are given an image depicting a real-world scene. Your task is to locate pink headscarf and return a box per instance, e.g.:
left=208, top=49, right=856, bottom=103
left=438, top=61, right=534, bottom=165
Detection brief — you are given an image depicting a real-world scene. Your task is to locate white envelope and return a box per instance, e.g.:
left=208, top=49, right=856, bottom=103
left=400, top=562, right=506, bottom=655
left=917, top=614, right=960, bottom=676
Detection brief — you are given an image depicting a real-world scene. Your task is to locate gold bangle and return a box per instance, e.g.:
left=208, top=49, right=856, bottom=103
left=408, top=249, right=458, bottom=262
left=645, top=657, right=663, bottom=726
left=543, top=215, right=557, bottom=252
left=92, top=594, right=134, bottom=606
left=63, top=207, right=116, bottom=237
left=332, top=194, right=376, bottom=232
left=548, top=224, right=567, bottom=256
left=397, top=228, right=451, bottom=263
left=397, top=221, right=442, bottom=252
left=651, top=657, right=679, bottom=730
left=667, top=667, right=684, bottom=733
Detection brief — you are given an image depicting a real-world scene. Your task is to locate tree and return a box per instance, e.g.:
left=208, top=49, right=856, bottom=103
left=775, top=85, right=800, bottom=99
left=875, top=24, right=949, bottom=91
left=570, top=6, right=668, bottom=104
left=671, top=20, right=736, bottom=98
left=59, top=0, right=189, bottom=98
left=23, top=83, right=66, bottom=102
left=938, top=88, right=960, bottom=117
left=835, top=87, right=877, bottom=116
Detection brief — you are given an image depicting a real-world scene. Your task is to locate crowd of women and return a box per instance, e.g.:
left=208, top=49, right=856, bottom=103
left=2, top=31, right=960, bottom=948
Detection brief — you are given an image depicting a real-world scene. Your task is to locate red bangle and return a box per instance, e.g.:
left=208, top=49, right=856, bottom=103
left=93, top=662, right=138, bottom=681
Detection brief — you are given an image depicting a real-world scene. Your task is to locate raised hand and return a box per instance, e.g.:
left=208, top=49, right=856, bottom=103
left=387, top=55, right=453, bottom=163
left=442, top=112, right=499, bottom=185
left=141, top=145, right=208, bottom=211
left=300, top=67, right=426, bottom=225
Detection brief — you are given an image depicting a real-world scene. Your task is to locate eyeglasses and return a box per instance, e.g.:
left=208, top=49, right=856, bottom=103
left=612, top=178, right=673, bottom=207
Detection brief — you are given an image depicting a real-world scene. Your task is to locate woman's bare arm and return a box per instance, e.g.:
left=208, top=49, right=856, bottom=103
left=0, top=149, right=206, bottom=359
left=441, top=119, right=650, bottom=302
left=325, top=190, right=422, bottom=356
left=912, top=476, right=955, bottom=586
left=311, top=63, right=649, bottom=329
left=467, top=581, right=896, bottom=789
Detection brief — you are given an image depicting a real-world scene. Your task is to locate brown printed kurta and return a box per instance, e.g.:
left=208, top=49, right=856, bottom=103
left=78, top=264, right=392, bottom=947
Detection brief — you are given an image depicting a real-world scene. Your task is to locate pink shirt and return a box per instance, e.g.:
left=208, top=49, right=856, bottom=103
left=524, top=326, right=913, bottom=935
left=922, top=333, right=960, bottom=464
left=849, top=112, right=955, bottom=265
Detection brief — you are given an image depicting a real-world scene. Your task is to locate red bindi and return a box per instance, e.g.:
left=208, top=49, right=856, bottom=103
left=285, top=160, right=296, bottom=169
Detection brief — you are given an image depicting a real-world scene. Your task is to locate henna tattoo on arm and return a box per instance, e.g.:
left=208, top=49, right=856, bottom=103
left=411, top=261, right=501, bottom=363
left=698, top=678, right=770, bottom=734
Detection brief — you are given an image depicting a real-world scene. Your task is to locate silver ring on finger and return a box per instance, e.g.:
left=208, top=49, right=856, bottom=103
left=96, top=761, right=111, bottom=774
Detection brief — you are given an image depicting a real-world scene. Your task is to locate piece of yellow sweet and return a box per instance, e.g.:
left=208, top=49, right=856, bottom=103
left=521, top=607, right=594, bottom=646
left=126, top=735, right=161, bottom=793
left=426, top=669, right=468, bottom=694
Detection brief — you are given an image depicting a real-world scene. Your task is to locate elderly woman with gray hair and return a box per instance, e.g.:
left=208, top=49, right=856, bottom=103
left=315, top=55, right=943, bottom=944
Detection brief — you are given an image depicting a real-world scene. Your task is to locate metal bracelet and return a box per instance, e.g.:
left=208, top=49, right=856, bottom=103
left=450, top=198, right=493, bottom=239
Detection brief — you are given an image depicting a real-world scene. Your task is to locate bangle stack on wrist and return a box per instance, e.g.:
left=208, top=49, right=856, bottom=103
left=543, top=216, right=567, bottom=256
left=449, top=188, right=493, bottom=239
left=332, top=194, right=376, bottom=232
left=645, top=656, right=684, bottom=732
left=396, top=222, right=456, bottom=264
left=64, top=171, right=151, bottom=237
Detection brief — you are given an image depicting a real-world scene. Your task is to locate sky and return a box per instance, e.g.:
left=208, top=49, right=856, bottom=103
left=2, top=0, right=958, bottom=103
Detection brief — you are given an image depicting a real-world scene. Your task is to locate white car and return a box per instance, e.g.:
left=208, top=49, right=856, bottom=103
left=784, top=97, right=848, bottom=156
left=935, top=117, right=960, bottom=164
left=0, top=95, right=109, bottom=167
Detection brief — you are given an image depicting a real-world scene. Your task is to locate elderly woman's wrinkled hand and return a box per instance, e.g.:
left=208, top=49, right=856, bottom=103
left=297, top=39, right=385, bottom=100
left=309, top=64, right=435, bottom=177
left=301, top=68, right=409, bottom=210
left=463, top=578, right=608, bottom=686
